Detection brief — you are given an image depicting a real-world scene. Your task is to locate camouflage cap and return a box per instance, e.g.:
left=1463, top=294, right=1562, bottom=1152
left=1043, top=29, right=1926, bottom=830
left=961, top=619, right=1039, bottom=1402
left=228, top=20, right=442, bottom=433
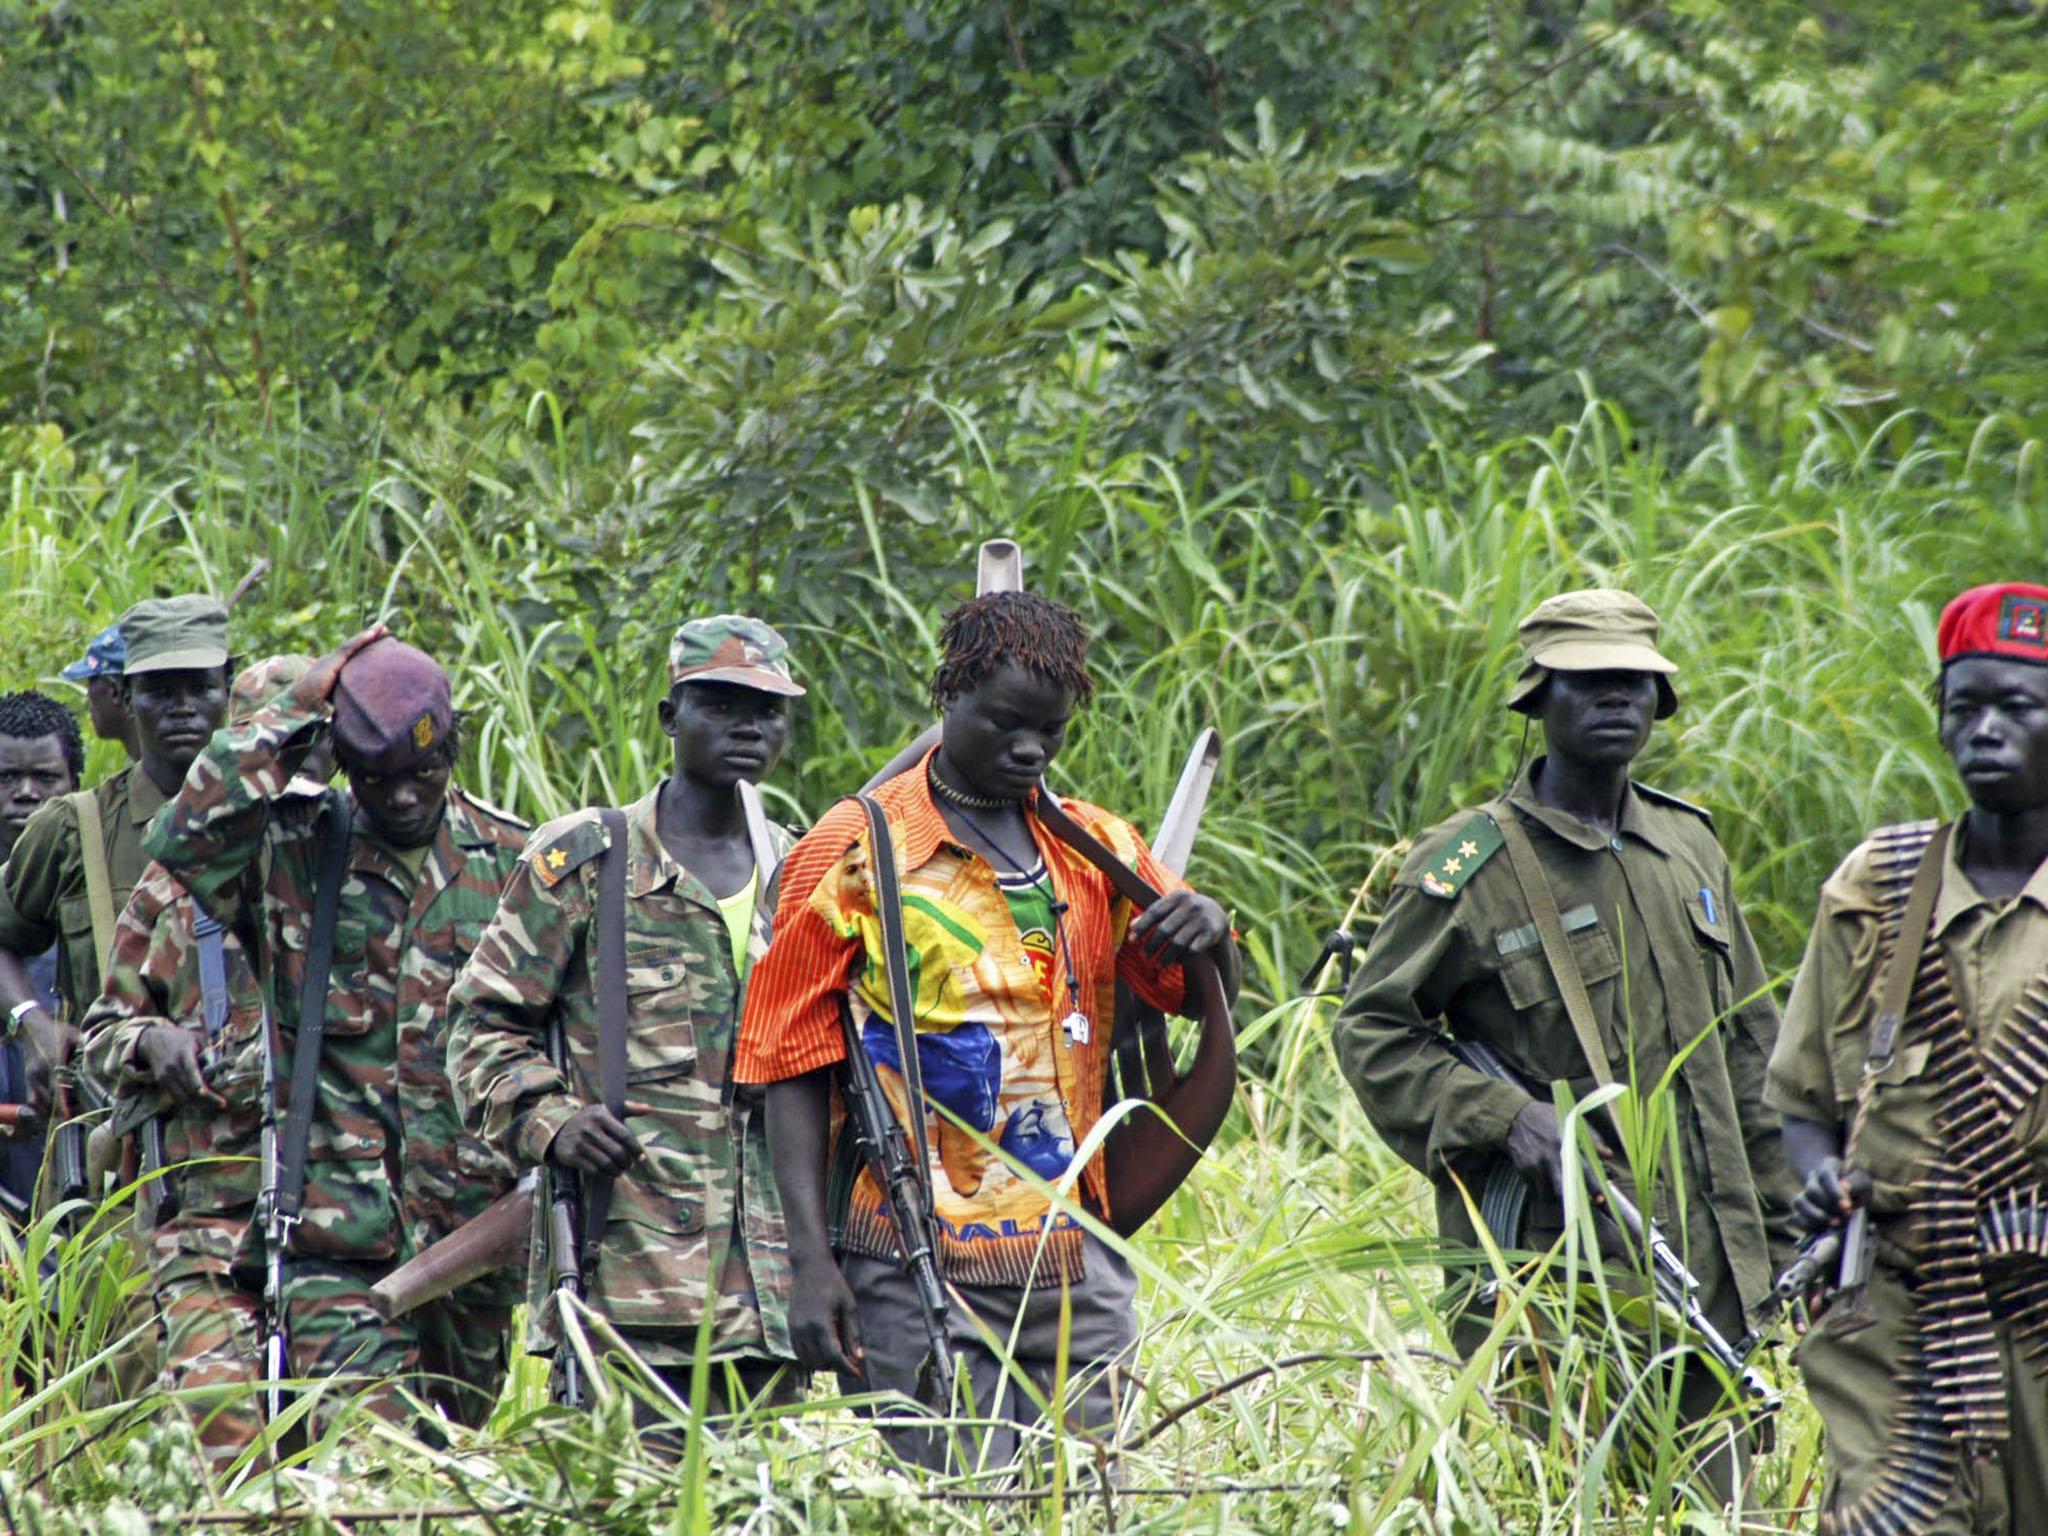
left=230, top=654, right=314, bottom=725
left=1507, top=588, right=1679, bottom=720
left=667, top=615, right=805, bottom=697
left=120, top=595, right=230, bottom=677
left=60, top=622, right=126, bottom=682
left=331, top=637, right=452, bottom=775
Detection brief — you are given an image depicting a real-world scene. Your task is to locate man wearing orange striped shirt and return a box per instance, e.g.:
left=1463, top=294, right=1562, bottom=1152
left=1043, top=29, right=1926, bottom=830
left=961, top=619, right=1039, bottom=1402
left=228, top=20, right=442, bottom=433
left=734, top=592, right=1238, bottom=1469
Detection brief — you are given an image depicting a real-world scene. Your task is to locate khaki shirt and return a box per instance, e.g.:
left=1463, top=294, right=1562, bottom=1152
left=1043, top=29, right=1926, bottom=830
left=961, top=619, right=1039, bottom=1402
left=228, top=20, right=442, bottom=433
left=1335, top=762, right=1795, bottom=1325
left=0, top=767, right=170, bottom=1018
left=1766, top=823, right=2048, bottom=1215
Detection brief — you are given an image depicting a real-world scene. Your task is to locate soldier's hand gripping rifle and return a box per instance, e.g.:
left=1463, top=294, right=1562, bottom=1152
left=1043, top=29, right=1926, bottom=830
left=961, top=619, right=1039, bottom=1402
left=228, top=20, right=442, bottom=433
left=843, top=792, right=958, bottom=1407
left=1448, top=1033, right=1774, bottom=1408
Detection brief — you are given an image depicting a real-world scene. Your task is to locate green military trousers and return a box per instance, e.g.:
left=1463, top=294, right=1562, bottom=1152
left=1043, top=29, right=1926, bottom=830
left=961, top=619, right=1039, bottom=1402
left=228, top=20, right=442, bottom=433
left=1795, top=1267, right=2048, bottom=1536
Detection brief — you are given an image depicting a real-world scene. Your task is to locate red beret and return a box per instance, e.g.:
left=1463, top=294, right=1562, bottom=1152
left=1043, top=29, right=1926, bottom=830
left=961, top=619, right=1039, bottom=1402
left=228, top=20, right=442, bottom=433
left=331, top=637, right=452, bottom=775
left=1937, top=583, right=2048, bottom=667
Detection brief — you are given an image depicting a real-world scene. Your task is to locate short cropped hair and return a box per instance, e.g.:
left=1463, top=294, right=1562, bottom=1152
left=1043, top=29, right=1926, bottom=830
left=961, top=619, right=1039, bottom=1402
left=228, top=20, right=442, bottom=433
left=929, top=592, right=1094, bottom=711
left=0, top=691, right=85, bottom=778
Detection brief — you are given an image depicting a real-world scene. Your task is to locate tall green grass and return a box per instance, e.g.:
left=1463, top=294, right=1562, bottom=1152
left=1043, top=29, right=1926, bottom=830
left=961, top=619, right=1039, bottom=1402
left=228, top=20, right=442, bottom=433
left=1, top=394, right=2038, bottom=1530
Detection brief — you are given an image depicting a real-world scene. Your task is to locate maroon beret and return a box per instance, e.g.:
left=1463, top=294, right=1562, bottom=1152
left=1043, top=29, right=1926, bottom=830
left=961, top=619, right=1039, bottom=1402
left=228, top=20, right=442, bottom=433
left=331, top=637, right=452, bottom=775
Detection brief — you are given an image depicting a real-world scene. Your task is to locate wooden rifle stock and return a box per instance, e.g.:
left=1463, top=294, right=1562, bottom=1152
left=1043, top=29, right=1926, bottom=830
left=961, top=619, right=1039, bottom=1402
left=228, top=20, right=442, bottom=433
left=372, top=1170, right=537, bottom=1319
left=860, top=538, right=1024, bottom=794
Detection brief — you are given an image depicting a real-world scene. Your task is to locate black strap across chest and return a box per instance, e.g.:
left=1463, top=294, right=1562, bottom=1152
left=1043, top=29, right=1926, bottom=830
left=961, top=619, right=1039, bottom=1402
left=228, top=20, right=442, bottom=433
left=582, top=808, right=630, bottom=1264
left=274, top=792, right=354, bottom=1232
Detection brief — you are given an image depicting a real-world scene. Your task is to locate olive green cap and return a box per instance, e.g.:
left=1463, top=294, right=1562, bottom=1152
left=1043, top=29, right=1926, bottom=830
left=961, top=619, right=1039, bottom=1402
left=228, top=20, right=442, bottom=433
left=120, top=594, right=230, bottom=677
left=1507, top=588, right=1679, bottom=719
left=667, top=615, right=805, bottom=697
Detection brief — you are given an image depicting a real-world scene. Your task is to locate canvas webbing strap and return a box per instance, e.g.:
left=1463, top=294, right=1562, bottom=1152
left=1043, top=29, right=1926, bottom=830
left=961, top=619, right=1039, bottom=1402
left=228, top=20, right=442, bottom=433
left=854, top=793, right=936, bottom=1212
left=1865, top=822, right=1951, bottom=1082
left=581, top=809, right=630, bottom=1270
left=67, top=790, right=117, bottom=977
left=194, top=910, right=230, bottom=1038
left=275, top=792, right=353, bottom=1234
left=1490, top=806, right=1620, bottom=1099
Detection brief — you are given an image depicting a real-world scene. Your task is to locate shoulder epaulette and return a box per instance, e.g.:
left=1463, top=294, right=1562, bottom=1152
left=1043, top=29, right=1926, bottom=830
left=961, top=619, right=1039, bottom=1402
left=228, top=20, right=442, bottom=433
left=1416, top=812, right=1504, bottom=900
left=1633, top=781, right=1714, bottom=826
left=526, top=811, right=611, bottom=889
left=455, top=786, right=533, bottom=835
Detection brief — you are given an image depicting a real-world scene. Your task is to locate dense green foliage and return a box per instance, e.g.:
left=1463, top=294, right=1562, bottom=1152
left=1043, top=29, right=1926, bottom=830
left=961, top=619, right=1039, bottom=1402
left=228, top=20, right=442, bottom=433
left=1, top=1, right=2043, bottom=1530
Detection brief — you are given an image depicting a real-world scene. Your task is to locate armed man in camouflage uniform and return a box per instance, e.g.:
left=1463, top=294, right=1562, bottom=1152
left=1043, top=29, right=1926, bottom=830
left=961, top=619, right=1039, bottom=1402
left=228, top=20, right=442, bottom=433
left=77, top=656, right=326, bottom=1464
left=1334, top=590, right=1794, bottom=1503
left=1771, top=583, right=2048, bottom=1536
left=447, top=617, right=805, bottom=1424
left=144, top=627, right=528, bottom=1430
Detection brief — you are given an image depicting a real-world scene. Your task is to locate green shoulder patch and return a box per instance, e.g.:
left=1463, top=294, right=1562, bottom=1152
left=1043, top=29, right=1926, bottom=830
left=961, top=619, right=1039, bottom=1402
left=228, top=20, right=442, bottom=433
left=1417, top=813, right=1503, bottom=899
left=526, top=812, right=611, bottom=889
left=1633, top=781, right=1714, bottom=826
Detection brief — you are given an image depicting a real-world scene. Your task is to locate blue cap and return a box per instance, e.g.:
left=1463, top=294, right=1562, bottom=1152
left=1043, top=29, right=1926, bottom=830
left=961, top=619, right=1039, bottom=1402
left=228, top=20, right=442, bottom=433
left=60, top=623, right=126, bottom=682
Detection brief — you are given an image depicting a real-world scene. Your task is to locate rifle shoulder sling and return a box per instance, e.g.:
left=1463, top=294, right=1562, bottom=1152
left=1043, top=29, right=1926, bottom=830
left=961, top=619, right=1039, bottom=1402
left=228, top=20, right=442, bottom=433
left=1491, top=806, right=1620, bottom=1095
left=582, top=808, right=630, bottom=1266
left=67, top=788, right=117, bottom=979
left=854, top=793, right=935, bottom=1210
left=275, top=791, right=353, bottom=1233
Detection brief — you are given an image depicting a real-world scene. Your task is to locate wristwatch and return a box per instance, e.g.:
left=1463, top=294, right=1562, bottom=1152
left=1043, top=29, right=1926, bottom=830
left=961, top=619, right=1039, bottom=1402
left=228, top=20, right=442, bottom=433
left=6, top=998, right=42, bottom=1039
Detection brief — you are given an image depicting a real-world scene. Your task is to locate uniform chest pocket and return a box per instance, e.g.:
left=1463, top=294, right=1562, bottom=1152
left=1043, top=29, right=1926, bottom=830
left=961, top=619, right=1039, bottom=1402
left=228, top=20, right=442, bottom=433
left=1496, top=905, right=1623, bottom=1011
left=621, top=951, right=698, bottom=1081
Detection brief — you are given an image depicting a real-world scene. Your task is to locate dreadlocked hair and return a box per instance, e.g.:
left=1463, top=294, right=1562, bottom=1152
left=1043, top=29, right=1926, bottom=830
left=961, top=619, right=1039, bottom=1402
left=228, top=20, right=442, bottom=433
left=0, top=691, right=84, bottom=777
left=929, top=591, right=1094, bottom=710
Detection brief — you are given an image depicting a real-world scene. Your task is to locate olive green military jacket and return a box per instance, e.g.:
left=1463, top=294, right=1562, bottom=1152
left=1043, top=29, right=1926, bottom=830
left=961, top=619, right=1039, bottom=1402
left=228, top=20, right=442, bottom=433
left=1334, top=762, right=1796, bottom=1326
left=0, top=767, right=170, bottom=1019
left=1767, top=824, right=2048, bottom=1220
left=445, top=785, right=796, bottom=1360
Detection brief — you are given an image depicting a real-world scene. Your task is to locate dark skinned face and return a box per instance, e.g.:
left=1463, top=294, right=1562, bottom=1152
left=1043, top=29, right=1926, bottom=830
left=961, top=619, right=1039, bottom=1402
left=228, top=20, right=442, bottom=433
left=1538, top=669, right=1659, bottom=769
left=0, top=734, right=77, bottom=859
left=1940, top=657, right=2048, bottom=815
left=348, top=751, right=454, bottom=849
left=938, top=661, right=1077, bottom=801
left=84, top=675, right=130, bottom=744
left=659, top=681, right=790, bottom=789
left=125, top=668, right=230, bottom=782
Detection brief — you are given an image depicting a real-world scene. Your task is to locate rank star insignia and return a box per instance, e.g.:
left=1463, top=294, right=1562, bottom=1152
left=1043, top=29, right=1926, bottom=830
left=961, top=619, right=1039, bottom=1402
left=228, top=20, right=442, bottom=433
left=546, top=848, right=568, bottom=869
left=1443, top=857, right=1463, bottom=875
left=1459, top=840, right=1479, bottom=858
left=534, top=844, right=572, bottom=886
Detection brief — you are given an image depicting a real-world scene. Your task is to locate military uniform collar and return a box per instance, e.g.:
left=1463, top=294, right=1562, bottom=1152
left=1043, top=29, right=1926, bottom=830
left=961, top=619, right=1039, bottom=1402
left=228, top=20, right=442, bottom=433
left=122, top=764, right=171, bottom=826
left=624, top=781, right=728, bottom=910
left=1933, top=819, right=2048, bottom=935
left=1502, top=758, right=1676, bottom=856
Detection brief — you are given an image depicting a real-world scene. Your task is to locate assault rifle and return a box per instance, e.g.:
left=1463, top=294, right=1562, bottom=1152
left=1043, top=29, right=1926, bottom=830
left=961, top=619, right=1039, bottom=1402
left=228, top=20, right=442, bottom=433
left=545, top=1006, right=590, bottom=1407
left=1448, top=1033, right=1773, bottom=1408
left=256, top=1002, right=290, bottom=1424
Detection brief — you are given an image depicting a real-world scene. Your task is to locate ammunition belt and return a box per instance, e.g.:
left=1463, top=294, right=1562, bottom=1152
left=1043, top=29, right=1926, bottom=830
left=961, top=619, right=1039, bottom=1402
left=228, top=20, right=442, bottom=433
left=1827, top=822, right=2048, bottom=1536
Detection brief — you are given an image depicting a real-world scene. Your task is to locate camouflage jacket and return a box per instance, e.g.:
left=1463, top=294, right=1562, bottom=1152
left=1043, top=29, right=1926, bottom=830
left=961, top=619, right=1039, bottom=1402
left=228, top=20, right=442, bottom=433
left=144, top=699, right=528, bottom=1294
left=0, top=766, right=172, bottom=1021
left=445, top=784, right=795, bottom=1358
left=77, top=860, right=266, bottom=1266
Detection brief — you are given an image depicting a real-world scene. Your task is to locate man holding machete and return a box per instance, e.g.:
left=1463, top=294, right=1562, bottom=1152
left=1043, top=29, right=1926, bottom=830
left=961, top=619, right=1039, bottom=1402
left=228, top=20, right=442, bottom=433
left=445, top=616, right=805, bottom=1426
left=736, top=591, right=1239, bottom=1470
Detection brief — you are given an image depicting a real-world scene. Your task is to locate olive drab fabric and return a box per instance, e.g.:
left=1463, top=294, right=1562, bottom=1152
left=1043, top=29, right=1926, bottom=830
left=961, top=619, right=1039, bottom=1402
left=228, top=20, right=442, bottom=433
left=1334, top=760, right=1796, bottom=1337
left=143, top=697, right=529, bottom=1283
left=444, top=785, right=798, bottom=1361
left=0, top=766, right=170, bottom=1020
left=1770, top=826, right=2048, bottom=1533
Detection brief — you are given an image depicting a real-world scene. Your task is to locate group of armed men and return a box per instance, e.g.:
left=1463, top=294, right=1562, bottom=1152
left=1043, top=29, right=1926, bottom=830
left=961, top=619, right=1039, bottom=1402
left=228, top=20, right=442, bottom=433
left=0, top=573, right=2041, bottom=1535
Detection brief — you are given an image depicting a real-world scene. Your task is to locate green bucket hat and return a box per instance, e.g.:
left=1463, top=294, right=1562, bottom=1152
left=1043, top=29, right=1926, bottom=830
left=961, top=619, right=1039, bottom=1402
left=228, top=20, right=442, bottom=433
left=120, top=595, right=231, bottom=677
left=1507, top=588, right=1679, bottom=719
left=667, top=615, right=805, bottom=697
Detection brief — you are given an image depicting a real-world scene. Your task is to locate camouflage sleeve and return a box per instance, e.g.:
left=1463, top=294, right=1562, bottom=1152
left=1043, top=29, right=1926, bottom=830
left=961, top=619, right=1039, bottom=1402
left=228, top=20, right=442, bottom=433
left=143, top=698, right=326, bottom=910
left=76, top=875, right=186, bottom=1097
left=0, top=795, right=76, bottom=958
left=445, top=845, right=593, bottom=1166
